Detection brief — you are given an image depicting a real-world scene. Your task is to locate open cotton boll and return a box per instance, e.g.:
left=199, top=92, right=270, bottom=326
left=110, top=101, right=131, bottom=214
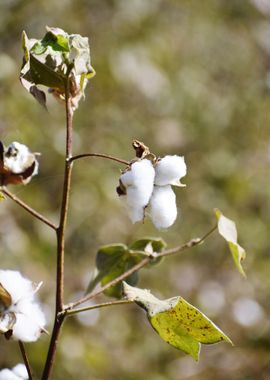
left=0, top=270, right=46, bottom=342
left=0, top=369, right=20, bottom=380
left=149, top=185, right=177, bottom=229
left=4, top=142, right=34, bottom=174
left=119, top=159, right=155, bottom=223
left=0, top=364, right=27, bottom=380
left=11, top=300, right=46, bottom=342
left=154, top=155, right=186, bottom=186
left=0, top=270, right=33, bottom=304
left=12, top=364, right=28, bottom=379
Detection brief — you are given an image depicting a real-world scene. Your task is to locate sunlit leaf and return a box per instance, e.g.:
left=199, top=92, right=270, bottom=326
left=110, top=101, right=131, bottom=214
left=215, top=208, right=246, bottom=277
left=0, top=192, right=5, bottom=202
left=123, top=283, right=232, bottom=361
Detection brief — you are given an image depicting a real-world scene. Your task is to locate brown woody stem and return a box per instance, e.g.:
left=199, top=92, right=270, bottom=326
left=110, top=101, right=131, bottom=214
left=18, top=341, right=34, bottom=380
left=69, top=153, right=129, bottom=166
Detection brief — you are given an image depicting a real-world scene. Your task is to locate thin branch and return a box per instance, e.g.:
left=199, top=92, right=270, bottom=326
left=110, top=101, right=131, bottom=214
left=1, top=187, right=57, bottom=230
left=159, top=224, right=217, bottom=258
left=69, top=224, right=218, bottom=310
left=69, top=153, right=129, bottom=166
left=18, top=341, right=34, bottom=380
left=64, top=300, right=133, bottom=317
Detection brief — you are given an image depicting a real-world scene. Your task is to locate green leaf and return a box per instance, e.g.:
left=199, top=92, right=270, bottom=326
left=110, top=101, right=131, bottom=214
left=87, top=244, right=141, bottom=298
left=0, top=192, right=5, bottom=202
left=215, top=208, right=246, bottom=277
left=123, top=283, right=232, bottom=361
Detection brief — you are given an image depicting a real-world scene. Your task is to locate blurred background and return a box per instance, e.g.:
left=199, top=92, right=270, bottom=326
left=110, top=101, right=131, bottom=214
left=0, top=0, right=270, bottom=379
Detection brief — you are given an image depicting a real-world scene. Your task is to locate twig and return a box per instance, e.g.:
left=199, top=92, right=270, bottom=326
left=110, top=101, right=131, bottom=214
left=18, top=341, right=34, bottom=380
left=1, top=187, right=57, bottom=230
left=69, top=225, right=217, bottom=310
left=69, top=153, right=129, bottom=166
left=64, top=300, right=133, bottom=317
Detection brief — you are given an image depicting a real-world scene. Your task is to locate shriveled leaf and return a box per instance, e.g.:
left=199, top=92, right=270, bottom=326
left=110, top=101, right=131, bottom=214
left=0, top=283, right=12, bottom=308
left=20, top=27, right=95, bottom=110
left=87, top=244, right=141, bottom=298
left=215, top=208, right=247, bottom=277
left=123, top=283, right=232, bottom=361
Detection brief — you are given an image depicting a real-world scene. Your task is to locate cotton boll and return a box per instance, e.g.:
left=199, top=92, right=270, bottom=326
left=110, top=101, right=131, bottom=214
left=12, top=364, right=28, bottom=379
left=0, top=369, right=20, bottom=380
left=4, top=142, right=32, bottom=174
left=154, top=155, right=186, bottom=186
left=0, top=364, right=27, bottom=380
left=119, top=159, right=155, bottom=223
left=149, top=185, right=177, bottom=229
left=11, top=301, right=46, bottom=342
left=0, top=270, right=33, bottom=304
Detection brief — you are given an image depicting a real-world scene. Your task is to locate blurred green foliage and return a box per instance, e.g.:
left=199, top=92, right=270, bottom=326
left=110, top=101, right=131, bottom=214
left=0, top=0, right=270, bottom=379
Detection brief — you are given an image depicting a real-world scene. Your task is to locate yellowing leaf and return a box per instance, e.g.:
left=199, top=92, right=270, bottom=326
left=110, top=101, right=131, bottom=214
left=123, top=283, right=232, bottom=361
left=215, top=208, right=247, bottom=277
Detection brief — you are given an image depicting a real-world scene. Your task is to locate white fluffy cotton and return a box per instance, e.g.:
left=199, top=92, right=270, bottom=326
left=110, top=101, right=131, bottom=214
left=0, top=364, right=28, bottom=380
left=0, top=270, right=46, bottom=342
left=154, top=155, right=186, bottom=186
left=149, top=185, right=177, bottom=229
left=120, top=159, right=155, bottom=223
left=4, top=142, right=36, bottom=174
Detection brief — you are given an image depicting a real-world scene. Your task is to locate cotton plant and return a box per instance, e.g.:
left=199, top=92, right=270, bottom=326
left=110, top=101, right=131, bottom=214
left=0, top=27, right=248, bottom=380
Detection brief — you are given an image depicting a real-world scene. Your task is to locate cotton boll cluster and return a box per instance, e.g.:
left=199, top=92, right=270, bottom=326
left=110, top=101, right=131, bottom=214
left=117, top=152, right=187, bottom=229
left=0, top=141, right=39, bottom=185
left=0, top=364, right=28, bottom=380
left=0, top=270, right=46, bottom=342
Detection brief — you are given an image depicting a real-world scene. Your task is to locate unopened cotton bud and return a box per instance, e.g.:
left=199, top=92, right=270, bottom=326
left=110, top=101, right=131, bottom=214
left=119, top=159, right=155, bottom=223
left=149, top=185, right=177, bottom=229
left=154, top=155, right=186, bottom=186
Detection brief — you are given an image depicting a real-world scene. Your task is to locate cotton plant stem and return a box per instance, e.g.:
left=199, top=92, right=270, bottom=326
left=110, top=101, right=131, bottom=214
left=41, top=77, right=73, bottom=380
left=69, top=225, right=217, bottom=310
left=18, top=341, right=34, bottom=380
left=69, top=153, right=129, bottom=166
left=65, top=300, right=133, bottom=317
left=1, top=187, right=57, bottom=230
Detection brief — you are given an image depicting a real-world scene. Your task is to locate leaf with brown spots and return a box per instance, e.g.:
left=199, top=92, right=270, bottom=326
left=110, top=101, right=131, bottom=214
left=123, top=283, right=232, bottom=361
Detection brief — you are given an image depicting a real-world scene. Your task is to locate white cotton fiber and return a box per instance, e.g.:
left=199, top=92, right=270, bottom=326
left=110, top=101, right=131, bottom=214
left=0, top=369, right=19, bottom=380
left=154, top=155, right=186, bottom=186
left=0, top=270, right=33, bottom=304
left=4, top=142, right=32, bottom=174
left=0, top=270, right=46, bottom=342
left=120, top=159, right=155, bottom=223
left=12, top=364, right=28, bottom=379
left=149, top=185, right=177, bottom=229
left=0, top=364, right=27, bottom=380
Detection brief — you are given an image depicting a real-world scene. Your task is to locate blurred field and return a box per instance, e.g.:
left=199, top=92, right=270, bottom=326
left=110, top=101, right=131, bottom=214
left=0, top=0, right=270, bottom=379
